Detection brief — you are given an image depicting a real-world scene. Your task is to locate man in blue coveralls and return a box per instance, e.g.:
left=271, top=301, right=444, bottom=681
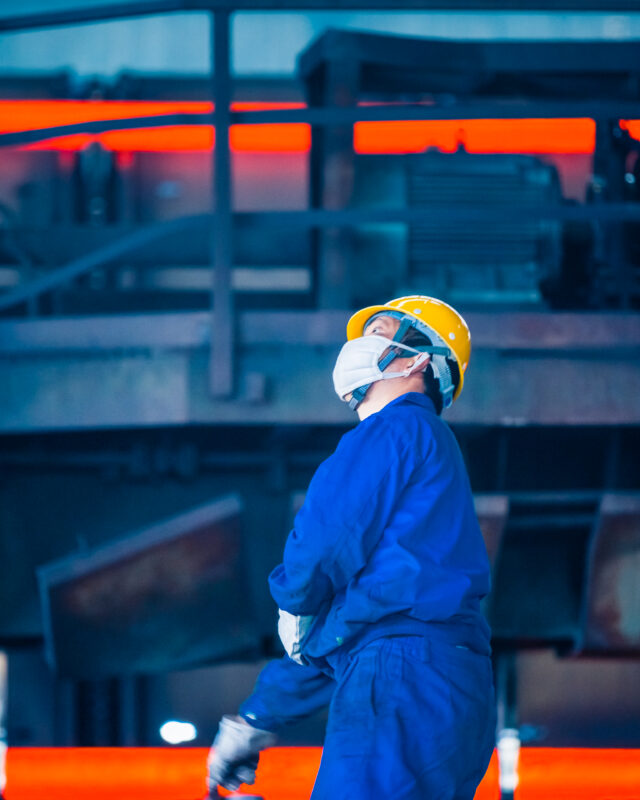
left=208, top=295, right=496, bottom=800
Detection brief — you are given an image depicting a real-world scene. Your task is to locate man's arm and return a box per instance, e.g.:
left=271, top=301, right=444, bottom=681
left=269, top=415, right=416, bottom=615
left=239, top=655, right=335, bottom=731
left=208, top=657, right=334, bottom=793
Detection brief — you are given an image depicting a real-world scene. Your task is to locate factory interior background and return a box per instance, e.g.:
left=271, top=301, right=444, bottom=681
left=0, top=1, right=639, bottom=798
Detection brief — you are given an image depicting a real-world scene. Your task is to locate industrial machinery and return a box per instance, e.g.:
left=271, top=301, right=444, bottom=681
left=0, top=14, right=639, bottom=766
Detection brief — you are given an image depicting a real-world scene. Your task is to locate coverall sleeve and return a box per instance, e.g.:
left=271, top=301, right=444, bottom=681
left=239, top=656, right=335, bottom=732
left=269, top=415, right=415, bottom=615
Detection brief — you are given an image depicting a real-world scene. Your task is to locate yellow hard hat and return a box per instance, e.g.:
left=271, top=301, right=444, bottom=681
left=346, top=295, right=471, bottom=402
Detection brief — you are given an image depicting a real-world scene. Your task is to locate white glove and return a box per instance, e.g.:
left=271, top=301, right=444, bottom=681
left=207, top=714, right=276, bottom=793
left=277, top=609, right=315, bottom=665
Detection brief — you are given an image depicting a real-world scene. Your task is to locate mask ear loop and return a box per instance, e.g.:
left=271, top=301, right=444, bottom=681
left=379, top=349, right=432, bottom=380
left=406, top=350, right=431, bottom=376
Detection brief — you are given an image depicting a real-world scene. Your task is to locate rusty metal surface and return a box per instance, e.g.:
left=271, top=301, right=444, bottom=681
left=582, top=493, right=640, bottom=654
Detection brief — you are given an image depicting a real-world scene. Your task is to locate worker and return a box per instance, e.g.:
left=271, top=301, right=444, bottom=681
left=207, top=295, right=496, bottom=800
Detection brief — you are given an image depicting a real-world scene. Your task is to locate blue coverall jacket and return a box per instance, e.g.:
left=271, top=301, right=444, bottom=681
left=241, top=392, right=496, bottom=799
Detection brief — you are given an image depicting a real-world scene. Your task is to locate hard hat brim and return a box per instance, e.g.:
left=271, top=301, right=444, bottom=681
left=346, top=305, right=396, bottom=341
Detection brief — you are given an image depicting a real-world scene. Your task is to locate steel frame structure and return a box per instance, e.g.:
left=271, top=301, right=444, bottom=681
left=1, top=2, right=640, bottom=399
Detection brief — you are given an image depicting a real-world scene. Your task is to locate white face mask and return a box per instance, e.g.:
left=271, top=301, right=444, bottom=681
left=332, top=334, right=430, bottom=401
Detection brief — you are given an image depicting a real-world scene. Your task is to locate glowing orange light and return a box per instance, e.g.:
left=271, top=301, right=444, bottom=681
left=620, top=119, right=640, bottom=141
left=1, top=100, right=312, bottom=153
left=1, top=100, right=639, bottom=155
left=4, top=747, right=640, bottom=800
left=353, top=118, right=597, bottom=154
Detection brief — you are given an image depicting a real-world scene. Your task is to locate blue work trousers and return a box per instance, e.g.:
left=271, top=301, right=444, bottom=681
left=311, top=635, right=496, bottom=800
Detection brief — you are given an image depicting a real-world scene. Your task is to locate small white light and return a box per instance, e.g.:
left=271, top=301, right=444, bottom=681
left=448, top=332, right=456, bottom=340
left=497, top=728, right=520, bottom=792
left=160, top=720, right=197, bottom=745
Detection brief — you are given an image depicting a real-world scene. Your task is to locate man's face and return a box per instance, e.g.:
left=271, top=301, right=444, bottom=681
left=362, top=313, right=427, bottom=376
left=362, top=313, right=417, bottom=374
left=363, top=314, right=401, bottom=339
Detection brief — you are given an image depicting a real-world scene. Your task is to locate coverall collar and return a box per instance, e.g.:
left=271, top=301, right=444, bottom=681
left=381, top=391, right=437, bottom=415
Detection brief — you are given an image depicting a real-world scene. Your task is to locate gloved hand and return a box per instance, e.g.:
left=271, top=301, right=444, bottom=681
left=207, top=714, right=277, bottom=794
left=278, top=609, right=314, bottom=665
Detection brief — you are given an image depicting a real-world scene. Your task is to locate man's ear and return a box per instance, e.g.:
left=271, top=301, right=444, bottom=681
left=407, top=353, right=431, bottom=375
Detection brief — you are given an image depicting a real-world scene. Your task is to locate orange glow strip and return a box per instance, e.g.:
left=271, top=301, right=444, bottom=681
left=1, top=100, right=310, bottom=154
left=354, top=118, right=597, bottom=154
left=0, top=100, right=639, bottom=154
left=5, top=747, right=640, bottom=800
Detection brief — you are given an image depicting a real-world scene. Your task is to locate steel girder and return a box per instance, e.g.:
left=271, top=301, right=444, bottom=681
left=1, top=310, right=639, bottom=430
left=4, top=2, right=640, bottom=35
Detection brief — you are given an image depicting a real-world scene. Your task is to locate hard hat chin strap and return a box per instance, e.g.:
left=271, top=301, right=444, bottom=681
left=430, top=356, right=455, bottom=409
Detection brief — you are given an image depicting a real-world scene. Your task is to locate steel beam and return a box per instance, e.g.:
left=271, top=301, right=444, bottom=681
left=4, top=1, right=640, bottom=33
left=209, top=10, right=234, bottom=398
left=1, top=310, right=640, bottom=352
left=308, top=52, right=360, bottom=308
left=1, top=312, right=639, bottom=430
left=1, top=334, right=640, bottom=430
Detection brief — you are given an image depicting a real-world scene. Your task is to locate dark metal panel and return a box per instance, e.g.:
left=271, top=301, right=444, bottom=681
left=581, top=493, right=640, bottom=654
left=489, top=523, right=590, bottom=647
left=37, top=494, right=259, bottom=677
left=299, top=31, right=640, bottom=101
